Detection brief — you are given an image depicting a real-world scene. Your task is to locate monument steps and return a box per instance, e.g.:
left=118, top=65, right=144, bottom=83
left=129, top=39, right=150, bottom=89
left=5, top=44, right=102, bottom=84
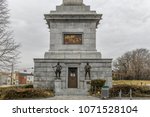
left=55, top=88, right=88, bottom=96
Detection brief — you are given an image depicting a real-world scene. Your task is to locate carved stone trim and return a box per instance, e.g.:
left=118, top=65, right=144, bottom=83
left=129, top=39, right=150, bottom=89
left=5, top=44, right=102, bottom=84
left=63, top=0, right=83, bottom=5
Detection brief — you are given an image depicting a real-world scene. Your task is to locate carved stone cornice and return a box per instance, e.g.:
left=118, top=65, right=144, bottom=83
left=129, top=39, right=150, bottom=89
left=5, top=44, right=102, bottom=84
left=63, top=0, right=83, bottom=5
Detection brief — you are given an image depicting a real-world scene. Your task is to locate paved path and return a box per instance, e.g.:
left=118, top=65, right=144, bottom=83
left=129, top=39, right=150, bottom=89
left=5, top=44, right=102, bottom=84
left=41, top=96, right=100, bottom=100
left=38, top=96, right=150, bottom=100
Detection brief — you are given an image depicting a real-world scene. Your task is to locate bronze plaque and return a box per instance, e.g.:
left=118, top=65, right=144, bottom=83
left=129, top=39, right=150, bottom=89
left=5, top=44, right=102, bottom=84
left=64, top=34, right=82, bottom=44
left=68, top=68, right=78, bottom=88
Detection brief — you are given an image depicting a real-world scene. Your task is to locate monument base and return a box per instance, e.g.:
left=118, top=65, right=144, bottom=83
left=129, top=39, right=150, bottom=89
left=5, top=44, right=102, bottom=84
left=34, top=58, right=112, bottom=95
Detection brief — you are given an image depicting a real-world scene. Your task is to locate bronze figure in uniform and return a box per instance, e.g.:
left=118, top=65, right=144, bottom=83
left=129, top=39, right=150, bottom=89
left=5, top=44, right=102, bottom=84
left=52, top=62, right=62, bottom=79
left=84, top=62, right=91, bottom=80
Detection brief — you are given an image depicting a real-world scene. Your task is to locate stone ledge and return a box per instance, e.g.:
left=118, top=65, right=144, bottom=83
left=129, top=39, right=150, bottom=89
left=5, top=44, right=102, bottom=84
left=44, top=51, right=102, bottom=59
left=55, top=5, right=91, bottom=12
left=45, top=14, right=102, bottom=19
left=34, top=58, right=112, bottom=63
left=55, top=88, right=88, bottom=96
left=63, top=0, right=83, bottom=5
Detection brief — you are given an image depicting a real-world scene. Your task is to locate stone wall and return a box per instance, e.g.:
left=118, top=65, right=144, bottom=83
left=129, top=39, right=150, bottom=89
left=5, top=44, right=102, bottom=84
left=34, top=59, right=112, bottom=89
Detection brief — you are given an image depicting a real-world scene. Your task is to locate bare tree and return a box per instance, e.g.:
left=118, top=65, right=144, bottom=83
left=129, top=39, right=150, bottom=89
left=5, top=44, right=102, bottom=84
left=0, top=0, right=20, bottom=70
left=113, top=48, right=150, bottom=80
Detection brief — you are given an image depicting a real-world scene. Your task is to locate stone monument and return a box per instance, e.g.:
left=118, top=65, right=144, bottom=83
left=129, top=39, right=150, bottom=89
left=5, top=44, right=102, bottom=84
left=34, top=0, right=112, bottom=95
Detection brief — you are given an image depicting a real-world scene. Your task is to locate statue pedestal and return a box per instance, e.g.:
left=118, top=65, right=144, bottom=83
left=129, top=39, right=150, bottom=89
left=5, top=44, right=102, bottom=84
left=84, top=80, right=91, bottom=91
left=54, top=79, right=62, bottom=93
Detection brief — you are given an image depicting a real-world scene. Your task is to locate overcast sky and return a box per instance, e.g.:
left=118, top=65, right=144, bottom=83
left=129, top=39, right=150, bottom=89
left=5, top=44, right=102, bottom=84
left=7, top=0, right=150, bottom=71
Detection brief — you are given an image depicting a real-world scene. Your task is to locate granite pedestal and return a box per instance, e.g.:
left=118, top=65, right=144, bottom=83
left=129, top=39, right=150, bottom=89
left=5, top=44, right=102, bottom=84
left=34, top=0, right=112, bottom=95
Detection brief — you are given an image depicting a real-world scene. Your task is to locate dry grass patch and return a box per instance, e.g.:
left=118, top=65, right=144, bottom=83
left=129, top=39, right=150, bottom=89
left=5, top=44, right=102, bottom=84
left=110, top=84, right=150, bottom=97
left=113, top=80, right=150, bottom=86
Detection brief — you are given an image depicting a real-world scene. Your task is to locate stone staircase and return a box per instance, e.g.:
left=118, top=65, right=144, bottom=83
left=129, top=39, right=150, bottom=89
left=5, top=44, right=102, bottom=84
left=55, top=88, right=88, bottom=96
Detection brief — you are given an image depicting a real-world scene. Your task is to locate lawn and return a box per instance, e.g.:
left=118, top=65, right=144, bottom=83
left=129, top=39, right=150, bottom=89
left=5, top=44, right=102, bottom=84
left=113, top=80, right=150, bottom=86
left=110, top=80, right=150, bottom=97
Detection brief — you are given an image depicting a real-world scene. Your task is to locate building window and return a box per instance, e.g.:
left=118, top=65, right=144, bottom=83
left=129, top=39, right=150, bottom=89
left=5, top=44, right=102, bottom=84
left=64, top=33, right=82, bottom=45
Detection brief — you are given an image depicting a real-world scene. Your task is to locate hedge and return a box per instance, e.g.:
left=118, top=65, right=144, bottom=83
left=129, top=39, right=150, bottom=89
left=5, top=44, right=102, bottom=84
left=90, top=79, right=106, bottom=94
left=0, top=87, right=54, bottom=100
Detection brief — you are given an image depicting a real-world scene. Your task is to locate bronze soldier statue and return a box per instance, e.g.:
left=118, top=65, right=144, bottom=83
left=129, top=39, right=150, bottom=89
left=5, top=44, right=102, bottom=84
left=84, top=62, right=91, bottom=80
left=52, top=62, right=62, bottom=79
